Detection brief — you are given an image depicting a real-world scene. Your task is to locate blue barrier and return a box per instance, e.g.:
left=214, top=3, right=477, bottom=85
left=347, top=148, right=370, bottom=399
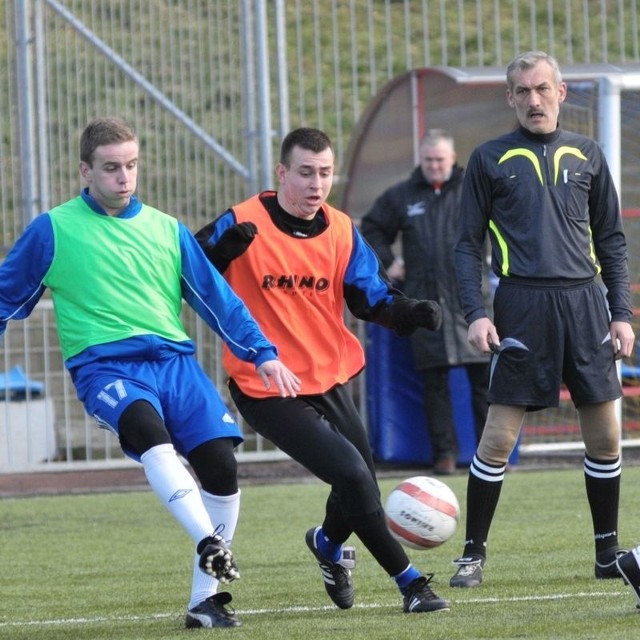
left=365, top=324, right=519, bottom=466
left=0, top=365, right=44, bottom=401
left=621, top=347, right=640, bottom=380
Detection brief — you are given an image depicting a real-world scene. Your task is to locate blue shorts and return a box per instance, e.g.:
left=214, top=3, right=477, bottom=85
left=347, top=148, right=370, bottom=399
left=489, top=278, right=622, bottom=410
left=71, top=353, right=243, bottom=460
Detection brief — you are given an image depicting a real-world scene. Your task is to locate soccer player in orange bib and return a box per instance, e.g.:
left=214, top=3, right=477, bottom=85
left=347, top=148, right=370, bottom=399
left=196, top=127, right=449, bottom=614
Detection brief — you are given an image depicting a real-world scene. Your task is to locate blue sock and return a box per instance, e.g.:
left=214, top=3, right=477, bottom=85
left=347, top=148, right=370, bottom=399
left=315, top=527, right=342, bottom=563
left=394, top=564, right=421, bottom=592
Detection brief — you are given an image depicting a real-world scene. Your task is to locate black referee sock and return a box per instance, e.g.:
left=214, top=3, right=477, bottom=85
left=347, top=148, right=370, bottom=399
left=584, top=453, right=621, bottom=555
left=461, top=455, right=506, bottom=559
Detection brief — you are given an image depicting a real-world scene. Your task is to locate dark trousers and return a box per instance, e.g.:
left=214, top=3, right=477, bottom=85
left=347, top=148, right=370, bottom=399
left=229, top=379, right=412, bottom=576
left=422, top=363, right=489, bottom=461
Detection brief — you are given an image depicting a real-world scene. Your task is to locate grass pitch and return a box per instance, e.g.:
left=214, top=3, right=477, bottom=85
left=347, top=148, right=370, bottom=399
left=1, top=464, right=640, bottom=639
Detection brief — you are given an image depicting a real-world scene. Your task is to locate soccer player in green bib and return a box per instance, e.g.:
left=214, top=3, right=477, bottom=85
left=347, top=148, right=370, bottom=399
left=0, top=117, right=300, bottom=629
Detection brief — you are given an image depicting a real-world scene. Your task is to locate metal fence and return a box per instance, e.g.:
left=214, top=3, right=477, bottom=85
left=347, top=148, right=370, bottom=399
left=1, top=0, right=639, bottom=472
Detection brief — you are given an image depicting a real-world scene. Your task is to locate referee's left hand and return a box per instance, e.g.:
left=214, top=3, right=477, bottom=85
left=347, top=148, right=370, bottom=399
left=611, top=320, right=635, bottom=360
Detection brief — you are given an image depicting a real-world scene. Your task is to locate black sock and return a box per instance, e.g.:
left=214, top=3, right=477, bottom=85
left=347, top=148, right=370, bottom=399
left=584, top=454, right=621, bottom=555
left=461, top=455, right=506, bottom=559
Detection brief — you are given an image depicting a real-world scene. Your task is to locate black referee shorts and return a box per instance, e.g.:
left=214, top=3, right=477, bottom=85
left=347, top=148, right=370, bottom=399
left=488, top=278, right=622, bottom=410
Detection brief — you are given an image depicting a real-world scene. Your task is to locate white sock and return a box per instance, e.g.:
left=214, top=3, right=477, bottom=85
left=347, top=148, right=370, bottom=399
left=189, top=490, right=241, bottom=609
left=140, top=444, right=213, bottom=544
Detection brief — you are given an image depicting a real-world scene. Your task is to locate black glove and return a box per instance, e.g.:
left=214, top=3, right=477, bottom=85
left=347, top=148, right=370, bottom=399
left=391, top=298, right=442, bottom=336
left=412, top=300, right=443, bottom=331
left=203, top=222, right=258, bottom=272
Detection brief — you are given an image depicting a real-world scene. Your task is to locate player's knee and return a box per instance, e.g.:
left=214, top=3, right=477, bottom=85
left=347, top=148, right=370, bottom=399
left=584, top=432, right=620, bottom=460
left=579, top=404, right=621, bottom=459
left=476, top=405, right=523, bottom=465
left=477, top=424, right=519, bottom=465
left=188, top=438, right=239, bottom=495
left=335, top=463, right=380, bottom=515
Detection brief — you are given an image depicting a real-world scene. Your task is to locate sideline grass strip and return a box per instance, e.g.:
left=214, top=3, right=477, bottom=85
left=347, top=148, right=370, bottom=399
left=1, top=466, right=639, bottom=639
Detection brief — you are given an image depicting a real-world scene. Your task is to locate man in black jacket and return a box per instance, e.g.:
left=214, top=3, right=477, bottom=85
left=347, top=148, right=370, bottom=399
left=361, top=129, right=492, bottom=475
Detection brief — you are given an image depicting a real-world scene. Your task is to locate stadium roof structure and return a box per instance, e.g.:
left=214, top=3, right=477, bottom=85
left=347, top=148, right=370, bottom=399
left=337, top=63, right=640, bottom=220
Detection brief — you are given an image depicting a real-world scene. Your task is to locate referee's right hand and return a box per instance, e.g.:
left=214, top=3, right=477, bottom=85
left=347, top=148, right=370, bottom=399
left=468, top=317, right=500, bottom=354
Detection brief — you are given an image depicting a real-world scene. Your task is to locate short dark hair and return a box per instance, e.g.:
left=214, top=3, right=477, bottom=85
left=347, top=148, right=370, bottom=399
left=80, top=117, right=137, bottom=165
left=279, top=127, right=333, bottom=166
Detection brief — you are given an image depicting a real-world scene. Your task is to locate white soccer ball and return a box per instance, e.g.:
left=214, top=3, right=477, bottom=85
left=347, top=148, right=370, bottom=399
left=385, top=475, right=460, bottom=549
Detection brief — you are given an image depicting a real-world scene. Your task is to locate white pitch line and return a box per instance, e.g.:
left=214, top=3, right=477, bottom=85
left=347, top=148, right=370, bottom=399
left=0, top=590, right=632, bottom=628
